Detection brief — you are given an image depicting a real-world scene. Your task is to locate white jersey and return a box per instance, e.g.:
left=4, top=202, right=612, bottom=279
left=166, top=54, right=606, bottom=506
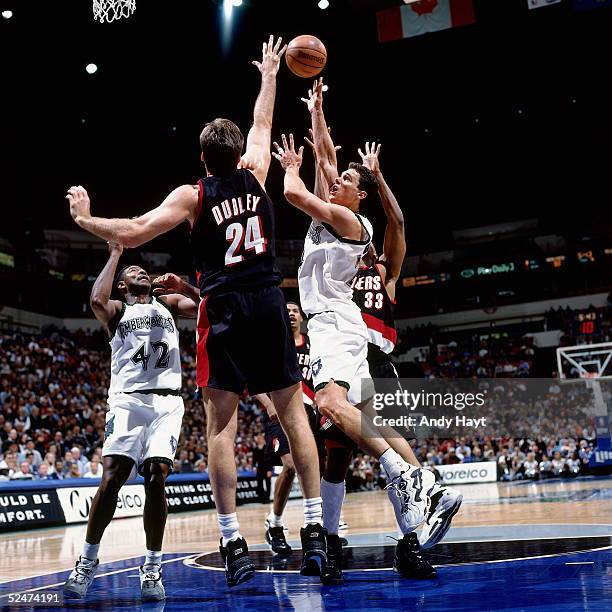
left=108, top=297, right=182, bottom=395
left=299, top=213, right=373, bottom=316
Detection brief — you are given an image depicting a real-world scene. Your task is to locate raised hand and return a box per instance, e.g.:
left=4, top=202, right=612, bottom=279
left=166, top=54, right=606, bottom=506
left=272, top=133, right=304, bottom=171
left=252, top=35, right=287, bottom=78
left=151, top=273, right=184, bottom=296
left=107, top=241, right=123, bottom=256
left=66, top=186, right=91, bottom=222
left=304, top=127, right=341, bottom=158
left=300, top=77, right=324, bottom=113
left=358, top=142, right=382, bottom=173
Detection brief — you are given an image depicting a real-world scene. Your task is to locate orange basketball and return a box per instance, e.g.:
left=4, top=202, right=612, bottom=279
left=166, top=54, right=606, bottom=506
left=285, top=35, right=327, bottom=78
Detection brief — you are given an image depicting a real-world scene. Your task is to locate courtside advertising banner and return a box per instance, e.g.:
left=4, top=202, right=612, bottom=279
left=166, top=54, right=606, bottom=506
left=436, top=462, right=497, bottom=484
left=57, top=484, right=145, bottom=524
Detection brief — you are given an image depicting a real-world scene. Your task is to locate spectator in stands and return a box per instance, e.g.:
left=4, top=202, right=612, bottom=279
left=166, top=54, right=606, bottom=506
left=54, top=460, right=65, bottom=479
left=178, top=450, right=194, bottom=474
left=19, top=439, right=42, bottom=468
left=36, top=463, right=56, bottom=480
left=551, top=451, right=566, bottom=476
left=539, top=454, right=553, bottom=479
left=0, top=460, right=10, bottom=481
left=84, top=458, right=103, bottom=478
left=66, top=462, right=82, bottom=479
left=522, top=453, right=539, bottom=480
left=11, top=461, right=34, bottom=480
left=71, top=446, right=89, bottom=475
left=196, top=459, right=208, bottom=474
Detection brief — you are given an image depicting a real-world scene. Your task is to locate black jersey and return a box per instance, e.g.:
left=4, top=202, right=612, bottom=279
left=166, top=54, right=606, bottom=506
left=351, top=264, right=397, bottom=354
left=191, top=169, right=282, bottom=296
left=295, top=333, right=315, bottom=405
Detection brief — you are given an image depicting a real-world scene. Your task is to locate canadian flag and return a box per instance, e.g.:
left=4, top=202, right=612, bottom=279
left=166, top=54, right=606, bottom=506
left=377, top=0, right=476, bottom=42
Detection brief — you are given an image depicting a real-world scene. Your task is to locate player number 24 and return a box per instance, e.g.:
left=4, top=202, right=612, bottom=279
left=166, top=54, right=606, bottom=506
left=131, top=341, right=170, bottom=371
left=225, top=216, right=267, bottom=266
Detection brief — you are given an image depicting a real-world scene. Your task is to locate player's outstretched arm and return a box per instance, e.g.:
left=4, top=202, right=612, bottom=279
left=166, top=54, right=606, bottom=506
left=239, top=35, right=287, bottom=187
left=90, top=242, right=125, bottom=330
left=273, top=133, right=360, bottom=240
left=359, top=142, right=405, bottom=293
left=304, top=127, right=341, bottom=202
left=66, top=184, right=199, bottom=248
left=302, top=78, right=339, bottom=187
left=152, top=273, right=200, bottom=319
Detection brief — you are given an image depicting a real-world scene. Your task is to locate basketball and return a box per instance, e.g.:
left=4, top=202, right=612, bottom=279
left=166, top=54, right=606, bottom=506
left=286, top=35, right=327, bottom=78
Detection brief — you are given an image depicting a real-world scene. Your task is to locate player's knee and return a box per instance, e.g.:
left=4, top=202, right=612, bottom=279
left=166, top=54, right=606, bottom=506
left=99, top=471, right=125, bottom=496
left=283, top=462, right=296, bottom=480
left=145, top=462, right=169, bottom=493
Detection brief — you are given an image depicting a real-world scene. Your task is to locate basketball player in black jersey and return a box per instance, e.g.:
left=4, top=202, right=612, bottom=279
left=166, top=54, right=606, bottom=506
left=66, top=36, right=326, bottom=587
left=255, top=301, right=321, bottom=555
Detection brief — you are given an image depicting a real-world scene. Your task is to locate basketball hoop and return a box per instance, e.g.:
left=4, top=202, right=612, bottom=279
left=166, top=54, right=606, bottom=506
left=93, top=0, right=135, bottom=23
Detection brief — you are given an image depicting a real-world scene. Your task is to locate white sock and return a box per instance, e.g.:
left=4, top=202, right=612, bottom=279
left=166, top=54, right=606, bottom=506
left=379, top=448, right=408, bottom=481
left=81, top=542, right=100, bottom=562
left=267, top=510, right=284, bottom=528
left=144, top=549, right=162, bottom=568
left=218, top=512, right=241, bottom=547
left=303, top=497, right=323, bottom=527
left=321, top=479, right=345, bottom=535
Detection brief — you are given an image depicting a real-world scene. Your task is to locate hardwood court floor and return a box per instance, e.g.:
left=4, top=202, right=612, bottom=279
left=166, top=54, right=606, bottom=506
left=1, top=477, right=611, bottom=583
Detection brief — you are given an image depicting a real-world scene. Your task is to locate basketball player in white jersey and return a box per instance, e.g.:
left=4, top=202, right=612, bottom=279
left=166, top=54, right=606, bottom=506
left=64, top=243, right=198, bottom=601
left=273, top=122, right=436, bottom=588
left=304, top=131, right=462, bottom=567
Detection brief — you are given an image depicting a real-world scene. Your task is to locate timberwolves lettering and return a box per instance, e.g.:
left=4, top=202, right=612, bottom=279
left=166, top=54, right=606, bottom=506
left=211, top=194, right=261, bottom=225
left=118, top=314, right=175, bottom=340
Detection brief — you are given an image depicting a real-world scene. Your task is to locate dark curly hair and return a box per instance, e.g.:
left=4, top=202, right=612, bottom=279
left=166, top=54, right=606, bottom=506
left=348, top=162, right=378, bottom=199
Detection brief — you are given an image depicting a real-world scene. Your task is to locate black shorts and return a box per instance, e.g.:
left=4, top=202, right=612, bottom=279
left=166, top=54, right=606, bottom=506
left=196, top=285, right=301, bottom=395
left=264, top=414, right=290, bottom=466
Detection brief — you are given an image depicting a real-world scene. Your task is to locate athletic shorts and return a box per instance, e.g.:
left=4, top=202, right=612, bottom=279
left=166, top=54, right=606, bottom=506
left=263, top=415, right=290, bottom=466
left=264, top=409, right=326, bottom=465
left=196, top=285, right=302, bottom=395
left=103, top=391, right=184, bottom=474
left=307, top=309, right=375, bottom=406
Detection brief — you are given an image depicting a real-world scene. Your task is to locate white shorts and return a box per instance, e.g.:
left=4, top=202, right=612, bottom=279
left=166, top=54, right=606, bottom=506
left=103, top=392, right=184, bottom=474
left=307, top=310, right=374, bottom=405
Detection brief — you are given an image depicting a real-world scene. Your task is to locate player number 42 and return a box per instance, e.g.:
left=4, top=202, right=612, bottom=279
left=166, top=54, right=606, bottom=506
left=225, top=216, right=267, bottom=266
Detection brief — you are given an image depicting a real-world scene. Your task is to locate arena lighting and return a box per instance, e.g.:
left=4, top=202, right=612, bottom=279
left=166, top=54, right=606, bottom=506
left=223, top=0, right=233, bottom=20
left=232, top=0, right=242, bottom=5
left=85, top=63, right=98, bottom=74
left=322, top=84, right=329, bottom=92
left=318, top=0, right=330, bottom=9
left=1, top=9, right=13, bottom=19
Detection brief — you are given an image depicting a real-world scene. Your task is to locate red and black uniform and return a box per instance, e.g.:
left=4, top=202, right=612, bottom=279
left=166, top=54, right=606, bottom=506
left=296, top=334, right=315, bottom=405
left=192, top=169, right=301, bottom=394
left=263, top=334, right=324, bottom=464
left=351, top=263, right=400, bottom=382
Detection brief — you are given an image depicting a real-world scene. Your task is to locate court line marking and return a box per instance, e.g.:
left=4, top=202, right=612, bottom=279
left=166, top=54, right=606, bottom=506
left=185, top=543, right=612, bottom=574
left=0, top=554, right=194, bottom=598
left=565, top=561, right=595, bottom=565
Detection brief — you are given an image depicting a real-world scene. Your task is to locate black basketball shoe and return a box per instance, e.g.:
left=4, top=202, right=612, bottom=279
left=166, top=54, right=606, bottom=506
left=265, top=522, right=292, bottom=556
left=299, top=523, right=327, bottom=576
left=219, top=537, right=256, bottom=587
left=393, top=532, right=437, bottom=579
left=321, top=534, right=344, bottom=585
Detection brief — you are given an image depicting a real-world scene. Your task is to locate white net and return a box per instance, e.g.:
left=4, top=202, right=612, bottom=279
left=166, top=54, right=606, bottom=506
left=92, top=0, right=136, bottom=23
